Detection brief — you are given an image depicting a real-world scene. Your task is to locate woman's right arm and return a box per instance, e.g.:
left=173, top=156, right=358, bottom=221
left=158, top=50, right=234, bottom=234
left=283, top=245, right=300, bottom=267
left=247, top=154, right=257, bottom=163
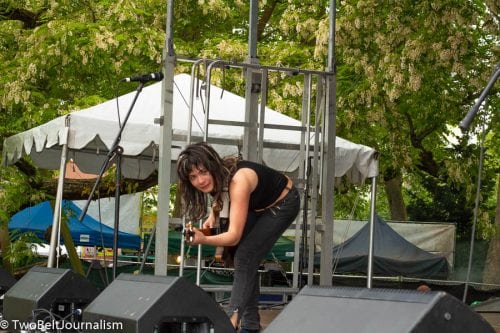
left=189, top=168, right=256, bottom=247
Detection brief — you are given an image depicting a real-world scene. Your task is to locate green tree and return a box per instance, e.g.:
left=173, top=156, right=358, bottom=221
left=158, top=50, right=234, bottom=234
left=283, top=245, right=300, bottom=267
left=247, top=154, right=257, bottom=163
left=1, top=0, right=498, bottom=279
left=0, top=0, right=167, bottom=271
left=312, top=0, right=498, bottom=223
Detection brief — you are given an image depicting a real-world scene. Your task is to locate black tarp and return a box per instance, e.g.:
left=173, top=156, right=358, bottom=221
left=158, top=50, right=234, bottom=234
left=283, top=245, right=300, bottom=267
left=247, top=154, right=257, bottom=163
left=315, top=215, right=449, bottom=279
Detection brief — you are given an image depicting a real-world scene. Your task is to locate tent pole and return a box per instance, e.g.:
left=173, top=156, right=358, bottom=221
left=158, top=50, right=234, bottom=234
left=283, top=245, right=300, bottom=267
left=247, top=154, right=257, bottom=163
left=367, top=176, right=377, bottom=288
left=48, top=123, right=69, bottom=268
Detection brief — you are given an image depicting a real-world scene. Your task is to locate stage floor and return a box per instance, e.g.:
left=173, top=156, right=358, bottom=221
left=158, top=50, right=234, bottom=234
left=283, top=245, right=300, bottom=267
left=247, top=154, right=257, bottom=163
left=259, top=308, right=283, bottom=330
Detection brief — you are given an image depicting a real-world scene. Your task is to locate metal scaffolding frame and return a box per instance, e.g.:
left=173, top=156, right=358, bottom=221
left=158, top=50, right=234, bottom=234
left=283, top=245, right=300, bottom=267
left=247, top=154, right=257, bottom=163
left=155, top=0, right=378, bottom=289
left=175, top=57, right=334, bottom=289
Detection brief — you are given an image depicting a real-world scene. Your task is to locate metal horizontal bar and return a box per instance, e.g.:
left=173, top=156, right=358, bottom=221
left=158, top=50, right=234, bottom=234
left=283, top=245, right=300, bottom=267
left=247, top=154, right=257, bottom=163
left=173, top=133, right=316, bottom=151
left=207, top=119, right=308, bottom=132
left=177, top=56, right=333, bottom=77
left=200, top=284, right=299, bottom=295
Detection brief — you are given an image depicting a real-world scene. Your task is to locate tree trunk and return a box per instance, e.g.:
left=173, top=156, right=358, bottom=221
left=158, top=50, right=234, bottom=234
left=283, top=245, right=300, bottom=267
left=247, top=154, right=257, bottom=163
left=172, top=181, right=183, bottom=218
left=483, top=173, right=500, bottom=284
left=384, top=170, right=407, bottom=221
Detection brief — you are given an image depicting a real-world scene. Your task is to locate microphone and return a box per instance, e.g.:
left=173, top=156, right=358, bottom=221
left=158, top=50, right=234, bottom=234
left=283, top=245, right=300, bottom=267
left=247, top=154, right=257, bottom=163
left=121, top=72, right=164, bottom=83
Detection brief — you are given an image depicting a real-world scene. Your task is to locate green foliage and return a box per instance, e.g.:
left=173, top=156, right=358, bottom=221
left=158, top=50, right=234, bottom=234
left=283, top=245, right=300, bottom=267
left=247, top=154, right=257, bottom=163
left=323, top=0, right=498, bottom=232
left=141, top=184, right=177, bottom=217
left=0, top=1, right=166, bottom=141
left=406, top=135, right=498, bottom=239
left=4, top=230, right=44, bottom=269
left=0, top=165, right=48, bottom=227
left=333, top=183, right=372, bottom=220
left=0, top=0, right=498, bottom=243
left=407, top=172, right=474, bottom=235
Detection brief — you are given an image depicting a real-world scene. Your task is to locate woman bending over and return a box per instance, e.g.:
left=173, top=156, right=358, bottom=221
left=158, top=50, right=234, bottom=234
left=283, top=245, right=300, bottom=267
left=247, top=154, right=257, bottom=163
left=176, top=142, right=300, bottom=332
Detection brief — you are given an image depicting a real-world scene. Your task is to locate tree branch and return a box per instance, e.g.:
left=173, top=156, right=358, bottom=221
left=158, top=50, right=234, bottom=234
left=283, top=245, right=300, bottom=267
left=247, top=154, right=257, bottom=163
left=14, top=159, right=157, bottom=200
left=1, top=7, right=43, bottom=29
left=257, top=0, right=279, bottom=41
left=40, top=172, right=159, bottom=200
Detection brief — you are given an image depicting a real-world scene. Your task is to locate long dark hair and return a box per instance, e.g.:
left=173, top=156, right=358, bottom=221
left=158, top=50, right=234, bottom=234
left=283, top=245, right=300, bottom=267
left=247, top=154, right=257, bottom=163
left=176, top=142, right=239, bottom=220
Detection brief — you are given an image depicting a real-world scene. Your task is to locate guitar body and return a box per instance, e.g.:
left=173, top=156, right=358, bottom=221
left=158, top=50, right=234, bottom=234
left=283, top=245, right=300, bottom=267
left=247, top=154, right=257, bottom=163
left=183, top=218, right=233, bottom=266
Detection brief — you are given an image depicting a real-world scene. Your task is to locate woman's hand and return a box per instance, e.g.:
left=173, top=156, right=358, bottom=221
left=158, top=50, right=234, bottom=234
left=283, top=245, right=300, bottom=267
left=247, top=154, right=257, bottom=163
left=188, top=227, right=207, bottom=245
left=203, top=210, right=216, bottom=229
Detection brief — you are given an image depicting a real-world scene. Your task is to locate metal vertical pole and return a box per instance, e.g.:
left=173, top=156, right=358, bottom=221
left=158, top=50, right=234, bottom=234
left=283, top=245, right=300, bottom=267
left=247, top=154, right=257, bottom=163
left=242, top=0, right=260, bottom=161
left=293, top=74, right=311, bottom=288
left=257, top=69, right=268, bottom=164
left=187, top=60, right=205, bottom=144
left=204, top=60, right=225, bottom=140
left=367, top=177, right=378, bottom=288
left=319, top=0, right=337, bottom=286
left=302, top=74, right=312, bottom=287
left=181, top=65, right=203, bottom=278
left=155, top=0, right=175, bottom=275
left=307, top=76, right=324, bottom=286
left=112, top=155, right=121, bottom=279
left=48, top=123, right=69, bottom=268
left=463, top=127, right=486, bottom=302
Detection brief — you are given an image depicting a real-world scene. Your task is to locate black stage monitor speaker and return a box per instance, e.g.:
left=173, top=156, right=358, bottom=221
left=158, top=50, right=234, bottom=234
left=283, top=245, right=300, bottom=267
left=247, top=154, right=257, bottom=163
left=3, top=266, right=100, bottom=331
left=0, top=267, right=17, bottom=314
left=82, top=273, right=234, bottom=333
left=0, top=266, right=17, bottom=292
left=264, top=286, right=495, bottom=333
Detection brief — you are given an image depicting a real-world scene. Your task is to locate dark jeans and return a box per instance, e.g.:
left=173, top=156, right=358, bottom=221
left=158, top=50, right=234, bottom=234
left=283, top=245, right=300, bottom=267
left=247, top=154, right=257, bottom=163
left=227, top=186, right=300, bottom=330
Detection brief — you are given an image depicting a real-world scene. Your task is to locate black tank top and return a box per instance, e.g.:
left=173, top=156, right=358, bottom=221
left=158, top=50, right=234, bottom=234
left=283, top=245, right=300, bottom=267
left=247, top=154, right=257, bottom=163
left=236, top=160, right=288, bottom=210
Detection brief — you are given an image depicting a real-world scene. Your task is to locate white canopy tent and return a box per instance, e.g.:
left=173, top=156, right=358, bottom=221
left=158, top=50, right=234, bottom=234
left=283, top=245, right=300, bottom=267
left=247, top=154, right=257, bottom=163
left=2, top=73, right=379, bottom=278
left=3, top=74, right=378, bottom=180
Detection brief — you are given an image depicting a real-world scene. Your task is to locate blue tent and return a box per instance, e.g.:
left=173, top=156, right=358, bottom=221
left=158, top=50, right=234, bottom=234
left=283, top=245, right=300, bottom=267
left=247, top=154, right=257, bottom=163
left=9, top=201, right=141, bottom=249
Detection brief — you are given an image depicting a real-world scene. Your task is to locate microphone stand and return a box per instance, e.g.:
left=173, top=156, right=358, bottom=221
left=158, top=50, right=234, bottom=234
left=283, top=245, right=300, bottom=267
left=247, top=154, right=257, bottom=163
left=459, top=63, right=499, bottom=131
left=79, top=81, right=146, bottom=280
left=459, top=64, right=498, bottom=302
